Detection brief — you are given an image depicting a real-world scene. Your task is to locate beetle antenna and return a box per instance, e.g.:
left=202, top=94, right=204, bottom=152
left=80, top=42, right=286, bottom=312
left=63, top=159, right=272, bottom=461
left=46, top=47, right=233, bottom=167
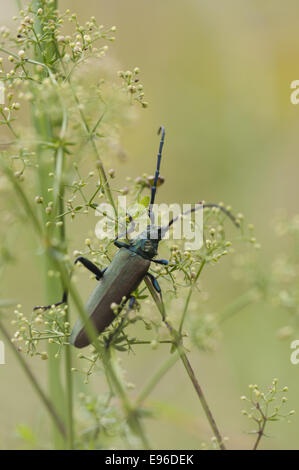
left=149, top=126, right=165, bottom=224
left=158, top=203, right=240, bottom=239
left=201, top=204, right=240, bottom=227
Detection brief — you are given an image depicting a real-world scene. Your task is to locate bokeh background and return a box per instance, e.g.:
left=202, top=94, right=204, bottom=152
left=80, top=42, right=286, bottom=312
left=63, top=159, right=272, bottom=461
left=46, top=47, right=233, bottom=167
left=1, top=0, right=299, bottom=449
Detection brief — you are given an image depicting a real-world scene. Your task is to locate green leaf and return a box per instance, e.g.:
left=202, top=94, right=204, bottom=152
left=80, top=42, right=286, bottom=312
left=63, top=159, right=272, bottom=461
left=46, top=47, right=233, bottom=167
left=140, top=196, right=150, bottom=208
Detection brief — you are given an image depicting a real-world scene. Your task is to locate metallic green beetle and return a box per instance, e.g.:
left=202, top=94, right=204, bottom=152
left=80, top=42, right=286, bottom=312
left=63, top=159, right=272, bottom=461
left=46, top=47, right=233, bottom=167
left=35, top=127, right=238, bottom=348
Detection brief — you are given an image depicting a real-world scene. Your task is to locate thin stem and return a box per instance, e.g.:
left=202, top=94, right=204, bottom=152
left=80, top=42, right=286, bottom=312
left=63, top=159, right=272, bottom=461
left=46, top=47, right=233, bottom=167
left=91, top=110, right=106, bottom=135
left=103, top=348, right=150, bottom=449
left=0, top=319, right=66, bottom=438
left=252, top=402, right=268, bottom=450
left=130, top=340, right=173, bottom=345
left=179, top=259, right=206, bottom=334
left=53, top=134, right=74, bottom=448
left=136, top=352, right=179, bottom=406
left=145, top=277, right=226, bottom=450
left=0, top=110, right=19, bottom=138
left=30, top=6, right=67, bottom=443
left=56, top=145, right=74, bottom=449
left=253, top=420, right=266, bottom=450
left=64, top=342, right=74, bottom=449
left=179, top=351, right=226, bottom=450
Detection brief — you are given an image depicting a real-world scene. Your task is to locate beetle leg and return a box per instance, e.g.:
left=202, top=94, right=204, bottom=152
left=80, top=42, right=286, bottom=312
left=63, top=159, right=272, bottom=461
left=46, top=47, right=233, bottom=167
left=105, top=296, right=136, bottom=349
left=75, top=256, right=104, bottom=280
left=34, top=291, right=67, bottom=311
left=152, top=259, right=168, bottom=266
left=146, top=273, right=161, bottom=294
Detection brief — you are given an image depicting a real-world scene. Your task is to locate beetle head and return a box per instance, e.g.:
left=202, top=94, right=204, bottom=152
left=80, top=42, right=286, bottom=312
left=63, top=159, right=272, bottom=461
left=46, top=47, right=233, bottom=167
left=133, top=238, right=159, bottom=259
left=131, top=224, right=161, bottom=259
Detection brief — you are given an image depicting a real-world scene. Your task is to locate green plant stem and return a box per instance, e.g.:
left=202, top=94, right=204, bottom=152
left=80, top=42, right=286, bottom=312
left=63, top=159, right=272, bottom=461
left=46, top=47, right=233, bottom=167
left=130, top=340, right=173, bottom=345
left=64, top=341, right=73, bottom=449
left=0, top=319, right=66, bottom=438
left=252, top=402, right=267, bottom=450
left=136, top=352, right=179, bottom=406
left=56, top=141, right=74, bottom=450
left=253, top=419, right=266, bottom=450
left=18, top=0, right=68, bottom=449
left=103, top=348, right=150, bottom=449
left=145, top=277, right=226, bottom=450
left=51, top=256, right=149, bottom=448
left=0, top=110, right=19, bottom=139
left=178, top=350, right=225, bottom=450
left=179, top=259, right=206, bottom=335
left=48, top=108, right=74, bottom=449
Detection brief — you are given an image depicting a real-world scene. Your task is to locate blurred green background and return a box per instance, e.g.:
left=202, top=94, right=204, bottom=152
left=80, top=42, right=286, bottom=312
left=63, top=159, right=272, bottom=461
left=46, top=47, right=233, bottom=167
left=1, top=0, right=299, bottom=449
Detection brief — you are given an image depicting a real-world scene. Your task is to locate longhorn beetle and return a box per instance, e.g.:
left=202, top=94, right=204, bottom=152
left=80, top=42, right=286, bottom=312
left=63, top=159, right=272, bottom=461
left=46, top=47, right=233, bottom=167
left=35, top=126, right=239, bottom=348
